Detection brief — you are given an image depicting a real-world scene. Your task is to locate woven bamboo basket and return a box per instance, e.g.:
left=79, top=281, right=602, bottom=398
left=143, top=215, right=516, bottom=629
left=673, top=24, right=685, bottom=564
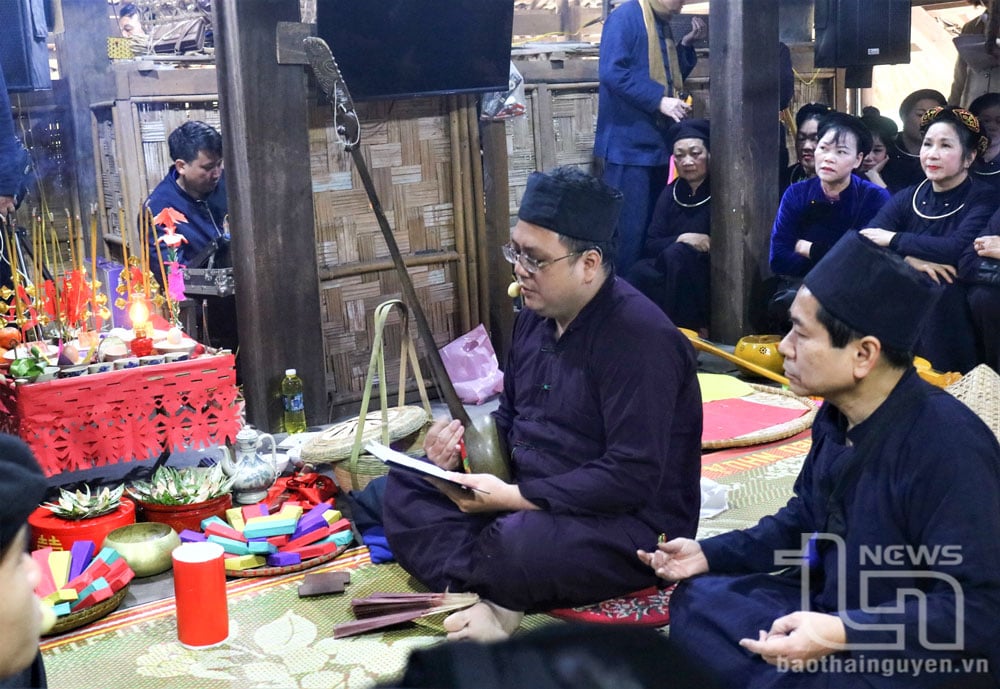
left=946, top=364, right=999, bottom=443
left=701, top=384, right=818, bottom=450
left=303, top=300, right=433, bottom=491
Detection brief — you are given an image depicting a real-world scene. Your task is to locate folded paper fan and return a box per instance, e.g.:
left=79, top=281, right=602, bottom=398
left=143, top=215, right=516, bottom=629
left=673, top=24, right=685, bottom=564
left=333, top=591, right=479, bottom=638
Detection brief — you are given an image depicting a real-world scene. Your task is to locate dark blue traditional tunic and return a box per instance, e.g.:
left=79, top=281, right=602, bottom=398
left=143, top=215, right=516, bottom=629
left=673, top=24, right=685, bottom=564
left=383, top=277, right=703, bottom=611
left=959, top=205, right=1000, bottom=372
left=628, top=177, right=711, bottom=330
left=770, top=175, right=890, bottom=279
left=670, top=369, right=1000, bottom=688
left=866, top=177, right=997, bottom=372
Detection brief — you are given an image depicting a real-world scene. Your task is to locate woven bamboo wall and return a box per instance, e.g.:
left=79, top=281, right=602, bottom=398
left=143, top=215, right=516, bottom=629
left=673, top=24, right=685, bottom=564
left=505, top=83, right=600, bottom=220
left=92, top=99, right=220, bottom=245
left=309, top=97, right=465, bottom=410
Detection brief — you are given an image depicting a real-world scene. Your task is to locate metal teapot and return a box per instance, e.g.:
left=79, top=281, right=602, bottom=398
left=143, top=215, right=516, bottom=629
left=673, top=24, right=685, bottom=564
left=220, top=425, right=279, bottom=504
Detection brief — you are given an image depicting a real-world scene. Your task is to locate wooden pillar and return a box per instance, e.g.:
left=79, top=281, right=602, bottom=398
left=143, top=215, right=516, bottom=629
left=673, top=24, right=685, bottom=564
left=709, top=0, right=780, bottom=342
left=481, top=120, right=515, bottom=362
left=213, top=1, right=326, bottom=431
left=57, top=0, right=115, bottom=228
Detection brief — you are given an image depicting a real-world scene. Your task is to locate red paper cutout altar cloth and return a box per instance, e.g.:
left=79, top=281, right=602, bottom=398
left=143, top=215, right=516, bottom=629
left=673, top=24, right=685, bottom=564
left=0, top=354, right=241, bottom=476
left=701, top=396, right=808, bottom=444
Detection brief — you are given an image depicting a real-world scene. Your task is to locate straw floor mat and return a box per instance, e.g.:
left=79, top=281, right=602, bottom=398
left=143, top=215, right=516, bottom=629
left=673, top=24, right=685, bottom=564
left=40, top=439, right=812, bottom=688
left=40, top=546, right=552, bottom=689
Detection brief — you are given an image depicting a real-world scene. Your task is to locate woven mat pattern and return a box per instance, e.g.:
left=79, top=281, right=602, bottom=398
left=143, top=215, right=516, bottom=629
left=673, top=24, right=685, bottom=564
left=946, top=364, right=1000, bottom=444
left=697, top=449, right=809, bottom=541
left=41, top=547, right=552, bottom=689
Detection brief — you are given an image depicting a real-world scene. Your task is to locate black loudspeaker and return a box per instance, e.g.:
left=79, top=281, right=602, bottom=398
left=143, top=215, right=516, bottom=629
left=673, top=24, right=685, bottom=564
left=0, top=0, right=51, bottom=92
left=814, top=0, right=910, bottom=68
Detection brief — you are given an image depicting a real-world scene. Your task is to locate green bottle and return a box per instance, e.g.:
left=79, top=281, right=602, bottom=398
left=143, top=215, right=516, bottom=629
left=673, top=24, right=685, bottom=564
left=281, top=368, right=307, bottom=433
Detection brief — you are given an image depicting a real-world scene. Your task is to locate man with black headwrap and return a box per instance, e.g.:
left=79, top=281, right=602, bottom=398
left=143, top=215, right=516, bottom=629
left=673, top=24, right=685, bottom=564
left=640, top=232, right=1000, bottom=688
left=0, top=435, right=49, bottom=688
left=384, top=166, right=703, bottom=642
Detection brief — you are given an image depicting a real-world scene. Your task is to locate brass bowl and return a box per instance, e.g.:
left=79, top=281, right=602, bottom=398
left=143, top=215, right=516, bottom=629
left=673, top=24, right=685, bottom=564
left=734, top=335, right=785, bottom=376
left=103, top=522, right=181, bottom=577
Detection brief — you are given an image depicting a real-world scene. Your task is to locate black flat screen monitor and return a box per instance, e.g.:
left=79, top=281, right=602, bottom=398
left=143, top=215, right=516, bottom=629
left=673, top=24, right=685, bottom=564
left=316, top=0, right=514, bottom=102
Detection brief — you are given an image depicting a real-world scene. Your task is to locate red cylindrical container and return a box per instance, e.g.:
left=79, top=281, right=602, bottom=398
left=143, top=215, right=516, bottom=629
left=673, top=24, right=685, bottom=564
left=28, top=498, right=137, bottom=552
left=172, top=541, right=228, bottom=648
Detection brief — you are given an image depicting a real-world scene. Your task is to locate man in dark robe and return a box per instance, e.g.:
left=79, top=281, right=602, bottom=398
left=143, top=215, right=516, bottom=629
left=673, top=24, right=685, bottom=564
left=384, top=166, right=703, bottom=642
left=0, top=435, right=50, bottom=688
left=640, top=232, right=1000, bottom=688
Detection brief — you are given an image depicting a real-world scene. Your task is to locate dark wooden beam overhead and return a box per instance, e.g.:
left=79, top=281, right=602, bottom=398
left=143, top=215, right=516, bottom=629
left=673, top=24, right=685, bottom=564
left=709, top=0, right=780, bottom=342
left=213, top=1, right=327, bottom=431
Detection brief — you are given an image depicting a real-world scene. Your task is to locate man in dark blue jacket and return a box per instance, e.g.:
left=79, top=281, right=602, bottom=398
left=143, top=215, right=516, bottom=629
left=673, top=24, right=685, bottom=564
left=145, top=120, right=235, bottom=350
left=641, top=233, right=1000, bottom=688
left=594, top=0, right=704, bottom=277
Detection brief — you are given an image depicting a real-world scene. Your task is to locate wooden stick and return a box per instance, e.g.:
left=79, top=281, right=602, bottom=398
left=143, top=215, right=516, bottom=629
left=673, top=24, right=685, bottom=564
left=467, top=98, right=491, bottom=333
left=448, top=96, right=472, bottom=335
left=678, top=328, right=790, bottom=387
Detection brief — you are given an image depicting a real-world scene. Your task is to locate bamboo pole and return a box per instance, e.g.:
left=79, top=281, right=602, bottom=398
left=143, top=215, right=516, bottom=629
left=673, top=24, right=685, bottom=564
left=466, top=99, right=491, bottom=335
left=448, top=96, right=472, bottom=335
left=458, top=96, right=481, bottom=333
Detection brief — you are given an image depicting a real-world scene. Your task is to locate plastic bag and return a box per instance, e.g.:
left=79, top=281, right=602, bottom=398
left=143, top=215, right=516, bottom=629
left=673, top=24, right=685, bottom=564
left=480, top=61, right=527, bottom=121
left=439, top=324, right=504, bottom=404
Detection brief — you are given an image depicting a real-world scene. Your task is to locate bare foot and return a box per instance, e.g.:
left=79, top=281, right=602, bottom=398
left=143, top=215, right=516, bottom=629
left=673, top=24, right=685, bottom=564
left=443, top=600, right=524, bottom=642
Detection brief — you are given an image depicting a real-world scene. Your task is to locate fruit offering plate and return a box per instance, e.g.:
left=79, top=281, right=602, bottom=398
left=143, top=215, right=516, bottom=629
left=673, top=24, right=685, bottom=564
left=226, top=543, right=347, bottom=578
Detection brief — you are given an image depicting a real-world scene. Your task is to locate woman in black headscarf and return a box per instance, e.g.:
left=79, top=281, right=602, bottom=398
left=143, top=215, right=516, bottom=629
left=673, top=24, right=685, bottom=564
left=627, top=119, right=711, bottom=333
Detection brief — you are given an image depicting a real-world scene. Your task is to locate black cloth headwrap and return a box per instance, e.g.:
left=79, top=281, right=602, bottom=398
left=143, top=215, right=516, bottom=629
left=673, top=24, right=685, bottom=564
left=518, top=169, right=623, bottom=243
left=671, top=118, right=710, bottom=150
left=804, top=232, right=941, bottom=352
left=0, top=434, right=46, bottom=556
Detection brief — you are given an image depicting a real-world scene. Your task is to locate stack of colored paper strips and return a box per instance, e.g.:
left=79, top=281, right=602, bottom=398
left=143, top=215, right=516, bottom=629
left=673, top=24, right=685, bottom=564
left=334, top=591, right=480, bottom=639
left=177, top=499, right=355, bottom=572
left=34, top=542, right=135, bottom=618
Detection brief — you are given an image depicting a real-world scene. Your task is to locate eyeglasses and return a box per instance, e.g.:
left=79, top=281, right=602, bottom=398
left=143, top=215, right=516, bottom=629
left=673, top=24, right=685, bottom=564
left=502, top=243, right=581, bottom=275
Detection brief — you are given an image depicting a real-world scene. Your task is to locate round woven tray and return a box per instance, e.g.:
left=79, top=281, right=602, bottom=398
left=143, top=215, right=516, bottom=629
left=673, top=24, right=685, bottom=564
left=946, top=364, right=999, bottom=442
left=226, top=543, right=347, bottom=578
left=44, top=584, right=129, bottom=637
left=300, top=406, right=428, bottom=462
left=701, top=384, right=818, bottom=450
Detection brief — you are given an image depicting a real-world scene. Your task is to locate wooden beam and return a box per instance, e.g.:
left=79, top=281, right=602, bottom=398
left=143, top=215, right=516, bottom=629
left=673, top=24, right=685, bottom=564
left=709, top=0, right=780, bottom=342
left=57, top=0, right=115, bottom=244
left=481, top=120, right=516, bottom=363
left=213, top=0, right=327, bottom=431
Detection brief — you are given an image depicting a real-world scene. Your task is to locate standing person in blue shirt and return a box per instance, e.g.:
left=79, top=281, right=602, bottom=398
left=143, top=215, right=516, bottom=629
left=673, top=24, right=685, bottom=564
left=594, top=0, right=705, bottom=277
left=145, top=120, right=236, bottom=351
left=0, top=66, right=25, bottom=218
left=767, top=112, right=890, bottom=326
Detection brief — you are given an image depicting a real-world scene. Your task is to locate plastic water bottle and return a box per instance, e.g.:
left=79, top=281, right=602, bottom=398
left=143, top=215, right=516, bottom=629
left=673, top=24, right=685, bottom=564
left=281, top=369, right=307, bottom=433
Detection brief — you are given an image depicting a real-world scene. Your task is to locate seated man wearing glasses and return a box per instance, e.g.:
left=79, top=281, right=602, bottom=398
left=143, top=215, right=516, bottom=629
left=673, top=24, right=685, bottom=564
left=383, top=165, right=703, bottom=642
